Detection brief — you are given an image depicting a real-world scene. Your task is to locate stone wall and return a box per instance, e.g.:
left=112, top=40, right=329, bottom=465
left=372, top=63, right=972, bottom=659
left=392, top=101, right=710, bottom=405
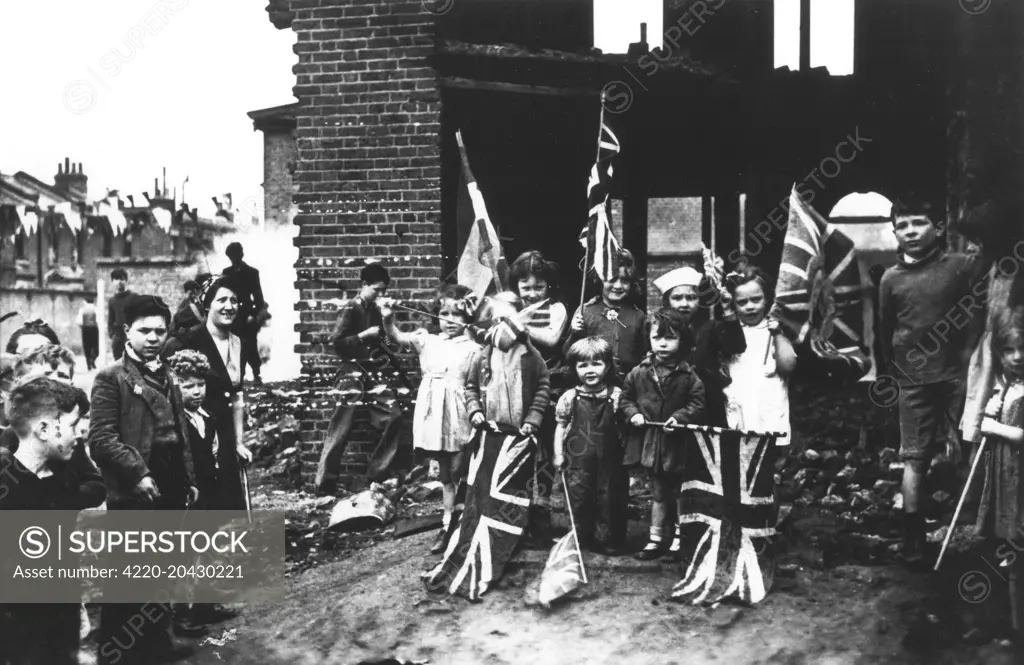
left=0, top=288, right=97, bottom=355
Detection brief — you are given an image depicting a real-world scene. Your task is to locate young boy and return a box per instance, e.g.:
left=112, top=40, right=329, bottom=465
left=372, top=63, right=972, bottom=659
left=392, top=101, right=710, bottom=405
left=106, top=268, right=135, bottom=360
left=879, top=194, right=989, bottom=564
left=0, top=377, right=104, bottom=665
left=165, top=349, right=221, bottom=637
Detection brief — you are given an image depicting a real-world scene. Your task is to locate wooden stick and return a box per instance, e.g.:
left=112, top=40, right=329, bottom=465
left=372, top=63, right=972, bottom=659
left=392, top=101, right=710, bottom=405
left=241, top=466, right=253, bottom=526
left=763, top=334, right=774, bottom=365
left=641, top=421, right=789, bottom=438
left=561, top=470, right=588, bottom=584
left=934, top=436, right=987, bottom=572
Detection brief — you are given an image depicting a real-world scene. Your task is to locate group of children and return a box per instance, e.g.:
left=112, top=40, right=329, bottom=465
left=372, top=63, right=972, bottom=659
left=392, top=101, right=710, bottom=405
left=388, top=248, right=796, bottom=559
left=0, top=304, right=243, bottom=663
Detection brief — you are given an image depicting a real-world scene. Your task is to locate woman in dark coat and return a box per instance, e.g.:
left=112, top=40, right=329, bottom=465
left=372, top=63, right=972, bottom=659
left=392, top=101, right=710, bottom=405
left=164, top=276, right=253, bottom=510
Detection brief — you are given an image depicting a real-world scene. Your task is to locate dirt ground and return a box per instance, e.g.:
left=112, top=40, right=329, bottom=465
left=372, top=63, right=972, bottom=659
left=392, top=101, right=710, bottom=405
left=181, top=521, right=1020, bottom=665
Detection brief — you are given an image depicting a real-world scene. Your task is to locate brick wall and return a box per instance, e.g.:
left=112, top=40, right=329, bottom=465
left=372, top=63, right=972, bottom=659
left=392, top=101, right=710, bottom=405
left=289, top=0, right=443, bottom=488
left=264, top=129, right=299, bottom=228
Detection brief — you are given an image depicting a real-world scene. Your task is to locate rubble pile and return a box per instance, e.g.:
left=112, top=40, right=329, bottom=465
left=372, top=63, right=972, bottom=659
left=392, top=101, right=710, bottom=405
left=775, top=382, right=970, bottom=564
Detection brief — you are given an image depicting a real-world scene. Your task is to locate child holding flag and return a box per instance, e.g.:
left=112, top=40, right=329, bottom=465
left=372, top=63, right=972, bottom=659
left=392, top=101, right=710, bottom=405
left=380, top=285, right=480, bottom=554
left=563, top=248, right=648, bottom=384
left=552, top=337, right=627, bottom=554
left=622, top=308, right=706, bottom=561
left=722, top=267, right=797, bottom=436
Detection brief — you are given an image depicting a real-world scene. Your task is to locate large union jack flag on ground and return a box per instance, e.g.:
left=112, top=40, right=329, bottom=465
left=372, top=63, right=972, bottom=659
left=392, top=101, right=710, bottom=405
left=770, top=186, right=871, bottom=382
left=673, top=427, right=781, bottom=606
left=423, top=424, right=534, bottom=600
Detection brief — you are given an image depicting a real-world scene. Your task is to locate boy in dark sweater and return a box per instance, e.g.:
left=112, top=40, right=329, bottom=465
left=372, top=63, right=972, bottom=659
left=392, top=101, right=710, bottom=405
left=0, top=377, right=103, bottom=665
left=106, top=268, right=135, bottom=361
left=879, top=194, right=989, bottom=564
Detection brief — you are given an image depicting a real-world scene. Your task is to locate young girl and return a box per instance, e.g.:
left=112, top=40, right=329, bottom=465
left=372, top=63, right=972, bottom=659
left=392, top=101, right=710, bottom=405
left=553, top=337, right=627, bottom=554
left=722, top=267, right=797, bottom=437
left=654, top=265, right=746, bottom=427
left=621, top=308, right=706, bottom=561
left=564, top=248, right=649, bottom=384
left=465, top=292, right=551, bottom=435
left=510, top=250, right=569, bottom=375
left=976, top=306, right=1024, bottom=643
left=380, top=284, right=480, bottom=554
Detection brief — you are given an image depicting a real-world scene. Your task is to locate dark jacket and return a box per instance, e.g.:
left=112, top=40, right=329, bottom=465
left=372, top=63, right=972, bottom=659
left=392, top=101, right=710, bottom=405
left=163, top=324, right=251, bottom=509
left=0, top=443, right=105, bottom=510
left=330, top=296, right=410, bottom=388
left=107, top=290, right=136, bottom=339
left=564, top=297, right=649, bottom=381
left=0, top=429, right=106, bottom=508
left=223, top=261, right=265, bottom=317
left=465, top=341, right=551, bottom=430
left=687, top=316, right=747, bottom=427
left=183, top=408, right=220, bottom=508
left=88, top=357, right=195, bottom=508
left=620, top=355, right=706, bottom=472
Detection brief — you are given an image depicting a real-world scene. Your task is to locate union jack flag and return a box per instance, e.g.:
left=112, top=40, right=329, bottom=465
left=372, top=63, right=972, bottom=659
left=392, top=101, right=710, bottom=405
left=770, top=186, right=870, bottom=381
left=672, top=427, right=780, bottom=605
left=423, top=424, right=535, bottom=600
left=579, top=115, right=621, bottom=282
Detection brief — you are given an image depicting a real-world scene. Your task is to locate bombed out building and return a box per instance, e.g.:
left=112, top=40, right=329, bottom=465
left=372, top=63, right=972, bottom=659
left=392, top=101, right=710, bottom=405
left=262, top=0, right=1024, bottom=487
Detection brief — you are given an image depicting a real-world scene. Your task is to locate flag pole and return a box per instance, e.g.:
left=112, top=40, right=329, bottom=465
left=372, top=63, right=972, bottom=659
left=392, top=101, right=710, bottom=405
left=561, top=470, right=588, bottom=584
left=579, top=91, right=607, bottom=314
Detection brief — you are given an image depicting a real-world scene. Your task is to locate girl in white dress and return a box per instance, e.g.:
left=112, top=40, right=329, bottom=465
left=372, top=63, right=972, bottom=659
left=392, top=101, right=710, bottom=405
left=723, top=267, right=798, bottom=438
left=381, top=284, right=480, bottom=553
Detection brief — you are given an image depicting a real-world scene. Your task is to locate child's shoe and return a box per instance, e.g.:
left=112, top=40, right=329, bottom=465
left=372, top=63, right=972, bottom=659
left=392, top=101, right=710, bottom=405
left=634, top=529, right=668, bottom=561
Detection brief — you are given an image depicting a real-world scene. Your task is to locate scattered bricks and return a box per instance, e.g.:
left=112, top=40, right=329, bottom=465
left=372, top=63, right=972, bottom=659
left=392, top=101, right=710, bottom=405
left=821, top=495, right=847, bottom=509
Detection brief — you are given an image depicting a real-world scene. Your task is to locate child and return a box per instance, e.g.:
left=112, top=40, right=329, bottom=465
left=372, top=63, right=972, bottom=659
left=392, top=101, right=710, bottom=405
left=552, top=337, right=627, bottom=554
left=13, top=343, right=76, bottom=383
left=510, top=250, right=569, bottom=375
left=722, top=267, right=797, bottom=436
left=465, top=292, right=551, bottom=438
left=621, top=308, right=706, bottom=561
left=166, top=350, right=220, bottom=510
left=380, top=285, right=480, bottom=554
left=564, top=249, right=649, bottom=383
left=0, top=377, right=103, bottom=665
left=975, top=306, right=1024, bottom=643
left=165, top=349, right=221, bottom=638
left=654, top=265, right=746, bottom=427
left=879, top=193, right=989, bottom=564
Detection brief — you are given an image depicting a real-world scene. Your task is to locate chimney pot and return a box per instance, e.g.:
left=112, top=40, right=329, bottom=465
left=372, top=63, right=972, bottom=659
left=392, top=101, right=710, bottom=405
left=641, top=22, right=647, bottom=43
left=78, top=162, right=83, bottom=174
left=65, top=157, right=70, bottom=173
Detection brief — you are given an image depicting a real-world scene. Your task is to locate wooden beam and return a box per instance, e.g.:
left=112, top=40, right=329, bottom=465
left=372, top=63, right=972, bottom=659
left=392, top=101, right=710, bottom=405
left=440, top=76, right=599, bottom=98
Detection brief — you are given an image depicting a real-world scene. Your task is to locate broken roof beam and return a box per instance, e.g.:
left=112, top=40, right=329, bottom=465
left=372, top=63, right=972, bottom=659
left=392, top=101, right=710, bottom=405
left=439, top=76, right=598, bottom=98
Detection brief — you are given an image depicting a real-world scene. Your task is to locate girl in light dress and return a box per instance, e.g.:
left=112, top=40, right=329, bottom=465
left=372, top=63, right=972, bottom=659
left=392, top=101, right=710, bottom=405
left=722, top=267, right=797, bottom=437
left=975, top=306, right=1024, bottom=644
left=380, top=284, right=480, bottom=554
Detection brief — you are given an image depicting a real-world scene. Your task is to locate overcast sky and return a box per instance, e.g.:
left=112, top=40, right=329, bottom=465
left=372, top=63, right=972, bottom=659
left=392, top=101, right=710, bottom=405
left=0, top=0, right=295, bottom=219
left=1, top=1, right=852, bottom=220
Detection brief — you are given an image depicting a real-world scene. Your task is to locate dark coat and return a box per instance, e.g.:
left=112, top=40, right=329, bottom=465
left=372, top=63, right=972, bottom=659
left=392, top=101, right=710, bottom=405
left=465, top=341, right=551, bottom=430
left=184, top=409, right=220, bottom=509
left=620, top=355, right=706, bottom=472
left=163, top=324, right=250, bottom=509
left=88, top=358, right=195, bottom=508
left=223, top=261, right=265, bottom=317
left=563, top=297, right=649, bottom=381
left=0, top=443, right=105, bottom=510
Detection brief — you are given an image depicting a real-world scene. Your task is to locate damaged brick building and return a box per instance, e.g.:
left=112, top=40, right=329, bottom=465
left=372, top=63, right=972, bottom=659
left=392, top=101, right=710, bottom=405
left=262, top=0, right=1024, bottom=488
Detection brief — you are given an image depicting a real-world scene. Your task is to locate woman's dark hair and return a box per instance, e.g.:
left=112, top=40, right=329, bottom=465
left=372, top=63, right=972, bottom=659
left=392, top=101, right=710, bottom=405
left=724, top=266, right=775, bottom=309
left=646, top=307, right=695, bottom=354
left=565, top=337, right=616, bottom=386
left=202, top=276, right=243, bottom=313
left=5, top=320, right=60, bottom=354
left=124, top=295, right=171, bottom=328
left=509, top=251, right=560, bottom=298
left=360, top=263, right=390, bottom=287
